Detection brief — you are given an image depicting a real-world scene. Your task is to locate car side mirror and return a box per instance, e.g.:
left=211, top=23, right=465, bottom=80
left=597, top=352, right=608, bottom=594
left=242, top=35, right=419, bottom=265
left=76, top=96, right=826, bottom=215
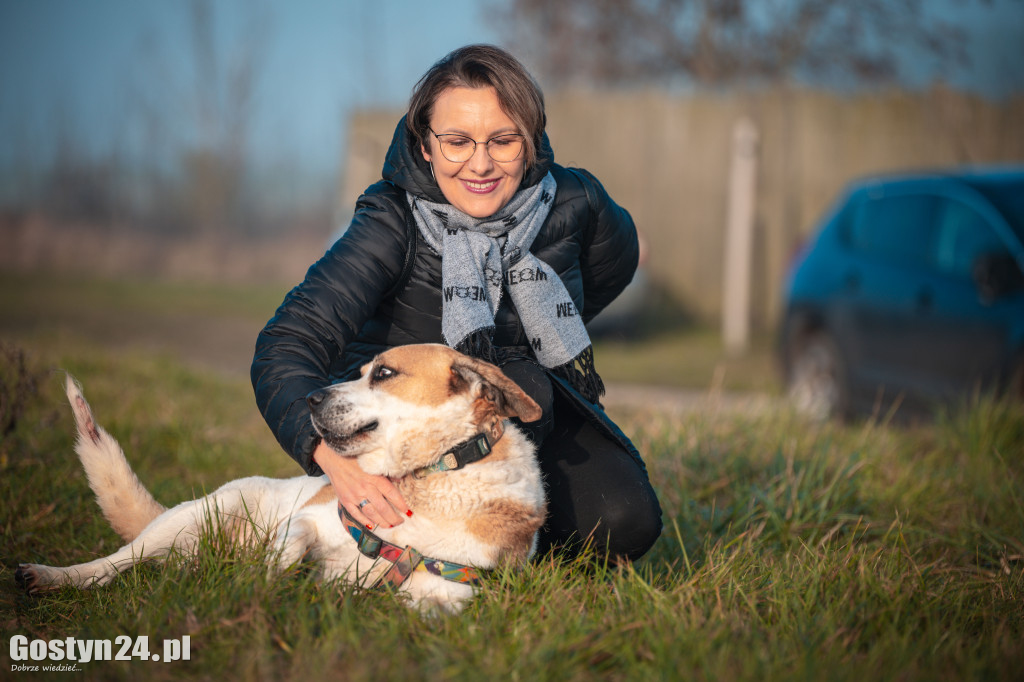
left=972, top=252, right=1024, bottom=302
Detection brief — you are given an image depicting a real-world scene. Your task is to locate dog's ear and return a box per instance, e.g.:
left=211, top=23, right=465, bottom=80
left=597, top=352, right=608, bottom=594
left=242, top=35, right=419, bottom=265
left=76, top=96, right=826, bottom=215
left=450, top=356, right=542, bottom=423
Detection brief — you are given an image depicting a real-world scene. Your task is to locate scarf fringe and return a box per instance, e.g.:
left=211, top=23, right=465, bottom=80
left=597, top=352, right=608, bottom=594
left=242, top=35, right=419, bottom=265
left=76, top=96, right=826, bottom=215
left=552, top=345, right=606, bottom=403
left=455, top=330, right=500, bottom=365
left=457, top=330, right=605, bottom=404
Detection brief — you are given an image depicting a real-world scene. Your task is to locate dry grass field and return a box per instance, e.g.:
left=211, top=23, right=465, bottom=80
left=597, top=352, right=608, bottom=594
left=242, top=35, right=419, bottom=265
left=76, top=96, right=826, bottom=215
left=1, top=272, right=1021, bottom=681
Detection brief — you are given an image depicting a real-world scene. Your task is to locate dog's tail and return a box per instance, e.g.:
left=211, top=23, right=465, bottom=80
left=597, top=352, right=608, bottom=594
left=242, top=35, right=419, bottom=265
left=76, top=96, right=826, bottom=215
left=65, top=374, right=166, bottom=542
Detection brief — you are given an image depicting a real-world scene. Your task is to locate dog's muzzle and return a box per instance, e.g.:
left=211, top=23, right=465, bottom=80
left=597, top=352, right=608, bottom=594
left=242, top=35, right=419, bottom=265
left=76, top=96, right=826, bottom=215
left=305, top=387, right=330, bottom=409
left=306, top=387, right=378, bottom=451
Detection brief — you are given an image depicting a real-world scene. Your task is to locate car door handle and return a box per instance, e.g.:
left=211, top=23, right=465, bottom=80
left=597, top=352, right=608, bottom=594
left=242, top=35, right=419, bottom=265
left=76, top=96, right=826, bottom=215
left=916, top=287, right=933, bottom=310
left=843, top=272, right=860, bottom=292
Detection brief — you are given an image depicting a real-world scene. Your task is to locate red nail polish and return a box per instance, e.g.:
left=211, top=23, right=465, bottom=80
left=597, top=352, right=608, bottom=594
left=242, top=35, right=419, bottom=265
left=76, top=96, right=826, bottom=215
left=366, top=524, right=373, bottom=530
left=406, top=510, right=413, bottom=517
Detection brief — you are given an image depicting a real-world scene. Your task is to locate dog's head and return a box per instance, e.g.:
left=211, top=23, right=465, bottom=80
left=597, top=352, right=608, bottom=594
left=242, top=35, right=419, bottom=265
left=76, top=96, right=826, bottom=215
left=307, top=344, right=542, bottom=477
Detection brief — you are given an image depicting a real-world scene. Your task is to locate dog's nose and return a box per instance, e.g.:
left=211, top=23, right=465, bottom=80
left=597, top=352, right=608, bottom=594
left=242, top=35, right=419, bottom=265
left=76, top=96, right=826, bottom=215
left=306, top=388, right=328, bottom=408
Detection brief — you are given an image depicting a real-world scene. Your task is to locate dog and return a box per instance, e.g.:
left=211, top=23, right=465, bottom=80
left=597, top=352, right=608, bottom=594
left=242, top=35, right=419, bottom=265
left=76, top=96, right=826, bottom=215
left=15, top=344, right=546, bottom=614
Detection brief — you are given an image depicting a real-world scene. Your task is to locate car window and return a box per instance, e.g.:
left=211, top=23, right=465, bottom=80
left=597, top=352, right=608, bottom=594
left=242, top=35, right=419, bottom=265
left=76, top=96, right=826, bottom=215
left=972, top=181, right=1024, bottom=243
left=848, top=194, right=937, bottom=266
left=932, top=199, right=1009, bottom=279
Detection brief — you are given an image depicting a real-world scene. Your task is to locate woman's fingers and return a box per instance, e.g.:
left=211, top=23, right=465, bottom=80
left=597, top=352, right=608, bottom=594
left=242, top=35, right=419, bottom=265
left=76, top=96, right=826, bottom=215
left=344, top=492, right=391, bottom=530
left=378, top=476, right=413, bottom=523
left=342, top=495, right=377, bottom=530
left=346, top=478, right=411, bottom=529
left=314, top=442, right=413, bottom=531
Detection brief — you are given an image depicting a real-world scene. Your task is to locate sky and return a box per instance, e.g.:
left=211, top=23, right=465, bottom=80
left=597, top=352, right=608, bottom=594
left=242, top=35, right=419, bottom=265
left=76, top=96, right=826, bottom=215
left=0, top=0, right=502, bottom=188
left=0, top=0, right=1022, bottom=199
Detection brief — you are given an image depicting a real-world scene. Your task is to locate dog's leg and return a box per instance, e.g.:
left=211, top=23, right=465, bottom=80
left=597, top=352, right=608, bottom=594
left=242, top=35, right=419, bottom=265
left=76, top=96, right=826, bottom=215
left=16, top=503, right=191, bottom=592
left=319, top=554, right=382, bottom=589
left=16, top=483, right=267, bottom=593
left=404, top=574, right=476, bottom=616
left=269, top=516, right=318, bottom=575
left=65, top=374, right=166, bottom=542
left=291, top=505, right=376, bottom=587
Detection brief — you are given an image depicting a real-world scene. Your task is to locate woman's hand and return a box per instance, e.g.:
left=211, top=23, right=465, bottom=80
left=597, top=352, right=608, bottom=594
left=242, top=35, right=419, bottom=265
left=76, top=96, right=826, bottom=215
left=313, top=441, right=412, bottom=530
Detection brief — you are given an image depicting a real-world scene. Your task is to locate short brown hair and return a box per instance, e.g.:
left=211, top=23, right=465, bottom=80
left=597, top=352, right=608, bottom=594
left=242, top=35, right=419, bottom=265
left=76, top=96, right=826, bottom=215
left=407, top=45, right=546, bottom=168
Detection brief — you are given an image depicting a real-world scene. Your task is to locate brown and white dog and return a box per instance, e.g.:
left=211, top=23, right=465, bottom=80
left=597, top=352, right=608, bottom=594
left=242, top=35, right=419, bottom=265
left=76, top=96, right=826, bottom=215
left=15, top=344, right=546, bottom=614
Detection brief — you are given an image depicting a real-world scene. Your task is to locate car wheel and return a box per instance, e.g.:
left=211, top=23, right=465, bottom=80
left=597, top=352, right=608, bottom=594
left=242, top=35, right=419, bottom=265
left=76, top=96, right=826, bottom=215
left=1009, top=355, right=1024, bottom=402
left=787, top=332, right=847, bottom=421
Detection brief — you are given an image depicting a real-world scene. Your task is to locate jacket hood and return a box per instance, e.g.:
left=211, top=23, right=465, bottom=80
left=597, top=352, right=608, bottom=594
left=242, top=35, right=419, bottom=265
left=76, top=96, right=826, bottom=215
left=381, top=114, right=555, bottom=205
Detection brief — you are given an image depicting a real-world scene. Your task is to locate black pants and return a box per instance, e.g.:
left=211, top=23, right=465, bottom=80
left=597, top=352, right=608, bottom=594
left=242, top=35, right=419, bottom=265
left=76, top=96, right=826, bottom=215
left=502, top=360, right=663, bottom=562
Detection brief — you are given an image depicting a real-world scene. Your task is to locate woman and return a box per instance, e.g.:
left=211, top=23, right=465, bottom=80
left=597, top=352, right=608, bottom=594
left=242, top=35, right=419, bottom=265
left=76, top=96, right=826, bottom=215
left=252, top=45, right=661, bottom=562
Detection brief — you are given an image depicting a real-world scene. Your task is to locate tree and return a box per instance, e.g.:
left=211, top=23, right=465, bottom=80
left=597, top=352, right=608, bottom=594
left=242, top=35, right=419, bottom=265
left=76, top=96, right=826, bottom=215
left=492, top=0, right=982, bottom=89
left=182, top=0, right=266, bottom=236
left=116, top=0, right=269, bottom=236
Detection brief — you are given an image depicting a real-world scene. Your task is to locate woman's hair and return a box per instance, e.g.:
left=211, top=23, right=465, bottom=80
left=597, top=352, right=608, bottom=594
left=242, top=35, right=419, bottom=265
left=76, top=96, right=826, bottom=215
left=407, top=44, right=546, bottom=168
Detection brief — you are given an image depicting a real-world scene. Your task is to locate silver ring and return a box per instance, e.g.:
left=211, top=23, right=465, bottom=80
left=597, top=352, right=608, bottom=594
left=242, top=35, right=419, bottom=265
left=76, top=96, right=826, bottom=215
left=357, top=499, right=371, bottom=509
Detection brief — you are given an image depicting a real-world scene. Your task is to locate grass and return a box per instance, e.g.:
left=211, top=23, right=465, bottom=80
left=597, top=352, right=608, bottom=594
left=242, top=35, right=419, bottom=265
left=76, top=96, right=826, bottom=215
left=593, top=326, right=780, bottom=393
left=1, top=272, right=1022, bottom=680
left=0, top=271, right=779, bottom=393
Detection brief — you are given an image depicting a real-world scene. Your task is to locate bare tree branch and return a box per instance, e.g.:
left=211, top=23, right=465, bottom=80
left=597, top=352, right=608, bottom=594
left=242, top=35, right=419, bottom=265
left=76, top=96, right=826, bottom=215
left=491, top=0, right=983, bottom=89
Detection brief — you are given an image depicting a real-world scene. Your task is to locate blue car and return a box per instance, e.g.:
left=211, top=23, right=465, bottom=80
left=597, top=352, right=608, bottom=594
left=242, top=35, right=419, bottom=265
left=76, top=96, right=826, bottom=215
left=779, top=167, right=1024, bottom=419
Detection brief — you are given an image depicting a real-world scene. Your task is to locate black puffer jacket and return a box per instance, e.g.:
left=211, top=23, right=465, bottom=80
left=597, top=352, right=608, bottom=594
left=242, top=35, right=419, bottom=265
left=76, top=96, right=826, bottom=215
left=252, top=117, right=639, bottom=475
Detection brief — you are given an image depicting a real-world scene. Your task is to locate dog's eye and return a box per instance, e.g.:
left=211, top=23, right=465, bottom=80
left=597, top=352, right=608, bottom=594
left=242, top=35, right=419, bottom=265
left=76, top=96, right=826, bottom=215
left=372, top=366, right=396, bottom=382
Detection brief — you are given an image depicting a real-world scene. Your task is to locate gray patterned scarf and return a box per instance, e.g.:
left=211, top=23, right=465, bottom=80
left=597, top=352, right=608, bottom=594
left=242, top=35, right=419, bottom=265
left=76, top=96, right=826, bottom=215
left=406, top=172, right=603, bottom=401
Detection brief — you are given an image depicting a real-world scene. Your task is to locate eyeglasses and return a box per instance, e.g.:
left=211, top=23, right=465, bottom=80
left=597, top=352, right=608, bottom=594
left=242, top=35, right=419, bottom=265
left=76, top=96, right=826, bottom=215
left=428, top=128, right=525, bottom=163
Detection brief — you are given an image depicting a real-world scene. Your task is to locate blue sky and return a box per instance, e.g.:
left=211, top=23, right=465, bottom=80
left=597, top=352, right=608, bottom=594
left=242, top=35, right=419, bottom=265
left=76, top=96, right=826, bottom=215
left=0, top=0, right=1021, bottom=192
left=0, top=0, right=501, bottom=182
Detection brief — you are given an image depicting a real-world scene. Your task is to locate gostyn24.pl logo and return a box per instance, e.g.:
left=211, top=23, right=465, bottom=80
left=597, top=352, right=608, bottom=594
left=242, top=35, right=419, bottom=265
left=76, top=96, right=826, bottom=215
left=10, top=634, right=191, bottom=670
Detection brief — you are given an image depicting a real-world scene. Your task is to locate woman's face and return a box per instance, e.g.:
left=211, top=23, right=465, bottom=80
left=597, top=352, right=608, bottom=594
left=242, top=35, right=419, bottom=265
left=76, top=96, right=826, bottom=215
left=421, top=86, right=526, bottom=218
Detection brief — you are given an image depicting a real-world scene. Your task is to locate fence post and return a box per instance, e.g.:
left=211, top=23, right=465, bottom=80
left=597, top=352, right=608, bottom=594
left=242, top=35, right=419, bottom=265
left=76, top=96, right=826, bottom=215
left=722, top=117, right=759, bottom=355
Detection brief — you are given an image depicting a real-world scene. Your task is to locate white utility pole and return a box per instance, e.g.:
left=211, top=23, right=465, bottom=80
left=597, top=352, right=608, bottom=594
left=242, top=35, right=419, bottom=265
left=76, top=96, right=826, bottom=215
left=722, top=117, right=759, bottom=355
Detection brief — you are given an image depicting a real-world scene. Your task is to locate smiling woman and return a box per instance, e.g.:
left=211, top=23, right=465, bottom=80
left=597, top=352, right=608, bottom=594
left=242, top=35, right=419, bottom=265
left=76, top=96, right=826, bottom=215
left=252, top=44, right=662, bottom=565
left=420, top=87, right=526, bottom=218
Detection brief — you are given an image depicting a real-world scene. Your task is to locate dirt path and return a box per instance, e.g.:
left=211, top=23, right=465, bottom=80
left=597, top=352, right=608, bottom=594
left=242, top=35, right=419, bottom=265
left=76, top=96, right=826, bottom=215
left=602, top=382, right=776, bottom=416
